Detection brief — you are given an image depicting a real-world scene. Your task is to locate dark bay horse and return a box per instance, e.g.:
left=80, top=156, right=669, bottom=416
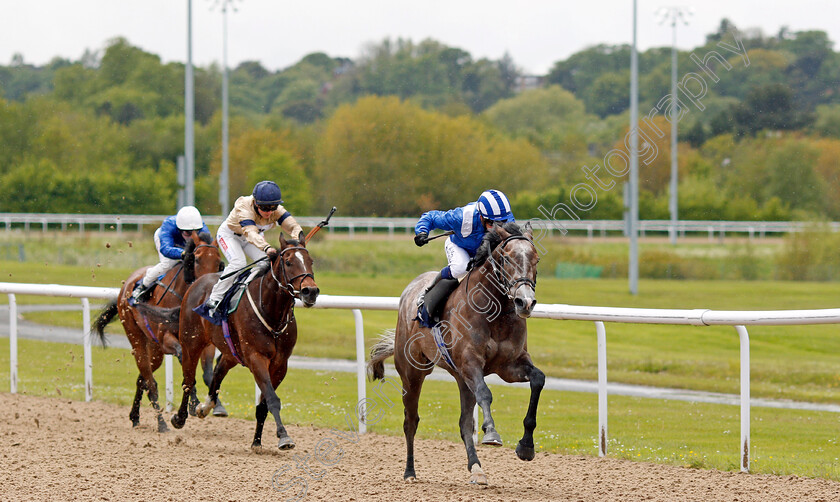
left=170, top=234, right=319, bottom=449
left=92, top=231, right=223, bottom=432
left=368, top=222, right=544, bottom=485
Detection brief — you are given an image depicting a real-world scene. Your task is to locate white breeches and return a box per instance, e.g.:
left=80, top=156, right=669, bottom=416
left=208, top=225, right=267, bottom=303
left=142, top=228, right=181, bottom=287
left=444, top=237, right=471, bottom=280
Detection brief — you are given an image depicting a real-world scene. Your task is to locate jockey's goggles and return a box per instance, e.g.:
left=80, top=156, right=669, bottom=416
left=257, top=204, right=278, bottom=213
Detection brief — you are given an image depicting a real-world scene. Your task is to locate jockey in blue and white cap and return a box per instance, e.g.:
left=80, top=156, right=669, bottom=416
left=131, top=205, right=210, bottom=303
left=413, top=189, right=514, bottom=327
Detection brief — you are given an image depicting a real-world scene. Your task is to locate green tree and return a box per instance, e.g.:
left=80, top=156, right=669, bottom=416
left=585, top=71, right=629, bottom=118
left=317, top=96, right=547, bottom=216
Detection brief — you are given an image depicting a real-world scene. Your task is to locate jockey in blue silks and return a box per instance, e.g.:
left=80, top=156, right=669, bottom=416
left=413, top=189, right=515, bottom=327
left=131, top=205, right=210, bottom=304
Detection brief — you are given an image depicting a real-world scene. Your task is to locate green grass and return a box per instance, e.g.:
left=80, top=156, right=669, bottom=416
left=0, top=336, right=838, bottom=481
left=9, top=265, right=840, bottom=404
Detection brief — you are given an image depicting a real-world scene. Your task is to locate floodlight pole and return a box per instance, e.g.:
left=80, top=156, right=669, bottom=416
left=212, top=0, right=239, bottom=216
left=658, top=7, right=691, bottom=245
left=629, top=0, right=639, bottom=295
left=220, top=3, right=230, bottom=215
left=185, top=0, right=195, bottom=207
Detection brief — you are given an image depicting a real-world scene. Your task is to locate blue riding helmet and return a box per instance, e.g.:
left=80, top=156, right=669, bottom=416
left=477, top=189, right=514, bottom=222
left=252, top=181, right=283, bottom=205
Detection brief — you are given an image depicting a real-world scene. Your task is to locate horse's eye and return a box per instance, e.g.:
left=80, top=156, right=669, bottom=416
left=285, top=260, right=292, bottom=267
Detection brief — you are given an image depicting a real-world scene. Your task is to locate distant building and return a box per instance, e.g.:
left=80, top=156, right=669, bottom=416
left=514, top=75, right=545, bottom=93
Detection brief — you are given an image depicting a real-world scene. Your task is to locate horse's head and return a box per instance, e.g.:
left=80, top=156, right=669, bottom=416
left=487, top=221, right=539, bottom=318
left=183, top=231, right=223, bottom=283
left=272, top=233, right=319, bottom=307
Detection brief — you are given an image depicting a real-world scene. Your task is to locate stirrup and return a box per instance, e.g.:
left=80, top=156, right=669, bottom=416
left=130, top=283, right=152, bottom=304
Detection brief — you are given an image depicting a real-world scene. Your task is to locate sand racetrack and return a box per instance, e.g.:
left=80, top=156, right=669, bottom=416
left=2, top=393, right=839, bottom=501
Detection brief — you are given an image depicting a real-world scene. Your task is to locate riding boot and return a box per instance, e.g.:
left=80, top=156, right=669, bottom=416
left=130, top=282, right=154, bottom=304
left=417, top=272, right=443, bottom=307
left=417, top=274, right=459, bottom=327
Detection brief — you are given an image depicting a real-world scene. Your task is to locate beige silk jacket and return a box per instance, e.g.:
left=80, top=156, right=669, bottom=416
left=222, top=195, right=303, bottom=251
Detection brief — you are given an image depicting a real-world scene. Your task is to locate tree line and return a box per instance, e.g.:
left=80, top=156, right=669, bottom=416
left=0, top=18, right=838, bottom=220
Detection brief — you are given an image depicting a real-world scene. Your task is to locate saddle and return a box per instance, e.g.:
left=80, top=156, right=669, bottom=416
left=194, top=262, right=269, bottom=326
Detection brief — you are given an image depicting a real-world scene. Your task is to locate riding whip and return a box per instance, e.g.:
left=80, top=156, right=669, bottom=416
left=303, top=206, right=337, bottom=243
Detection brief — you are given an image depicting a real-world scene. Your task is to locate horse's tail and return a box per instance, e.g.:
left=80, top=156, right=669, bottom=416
left=134, top=303, right=181, bottom=334
left=367, top=329, right=396, bottom=381
left=91, top=300, right=118, bottom=347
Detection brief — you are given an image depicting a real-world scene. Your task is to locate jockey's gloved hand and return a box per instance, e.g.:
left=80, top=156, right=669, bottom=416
left=414, top=232, right=429, bottom=247
left=180, top=250, right=187, bottom=260
left=298, top=231, right=306, bottom=243
left=266, top=247, right=278, bottom=261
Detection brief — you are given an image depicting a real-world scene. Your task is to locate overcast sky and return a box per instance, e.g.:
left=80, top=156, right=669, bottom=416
left=3, top=1, right=839, bottom=76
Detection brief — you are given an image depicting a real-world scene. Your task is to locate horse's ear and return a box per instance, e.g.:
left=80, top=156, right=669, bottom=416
left=278, top=233, right=288, bottom=248
left=523, top=221, right=533, bottom=240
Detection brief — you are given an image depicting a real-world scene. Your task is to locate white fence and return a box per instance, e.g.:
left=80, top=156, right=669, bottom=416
left=3, top=281, right=840, bottom=473
left=3, top=213, right=839, bottom=239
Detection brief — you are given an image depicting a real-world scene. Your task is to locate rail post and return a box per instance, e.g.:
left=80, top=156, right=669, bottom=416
left=735, top=325, right=750, bottom=472
left=353, top=309, right=367, bottom=434
left=596, top=321, right=608, bottom=456
left=82, top=297, right=92, bottom=402
left=9, top=293, right=17, bottom=393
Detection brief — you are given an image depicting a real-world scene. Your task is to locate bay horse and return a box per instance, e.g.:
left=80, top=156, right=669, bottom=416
left=92, top=231, right=223, bottom=432
left=169, top=233, right=319, bottom=450
left=368, top=221, right=544, bottom=485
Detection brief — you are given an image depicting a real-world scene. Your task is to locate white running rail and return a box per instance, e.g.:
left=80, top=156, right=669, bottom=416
left=3, top=282, right=840, bottom=473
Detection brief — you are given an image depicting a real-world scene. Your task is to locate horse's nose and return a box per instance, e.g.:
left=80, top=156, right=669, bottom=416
left=514, top=295, right=536, bottom=318
left=301, top=286, right=320, bottom=306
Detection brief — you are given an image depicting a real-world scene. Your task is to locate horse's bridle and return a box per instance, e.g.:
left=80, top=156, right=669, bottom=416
left=267, top=245, right=315, bottom=298
left=488, top=235, right=537, bottom=300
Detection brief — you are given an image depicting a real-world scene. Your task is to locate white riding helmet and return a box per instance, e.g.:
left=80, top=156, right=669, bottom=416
left=175, top=206, right=203, bottom=231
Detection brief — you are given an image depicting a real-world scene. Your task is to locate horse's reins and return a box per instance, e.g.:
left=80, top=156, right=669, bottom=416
left=464, top=235, right=537, bottom=308
left=489, top=235, right=537, bottom=300
left=249, top=245, right=314, bottom=336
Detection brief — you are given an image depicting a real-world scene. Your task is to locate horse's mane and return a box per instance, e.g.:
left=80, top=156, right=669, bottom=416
left=469, top=222, right=523, bottom=271
left=198, top=231, right=212, bottom=244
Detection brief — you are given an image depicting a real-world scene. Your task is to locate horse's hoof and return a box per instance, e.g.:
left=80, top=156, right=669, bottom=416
left=515, top=441, right=535, bottom=461
left=481, top=431, right=503, bottom=447
left=404, top=476, right=417, bottom=483
left=250, top=442, right=263, bottom=452
left=157, top=421, right=170, bottom=434
left=212, top=402, right=229, bottom=417
left=130, top=419, right=140, bottom=428
left=469, top=464, right=488, bottom=485
left=195, top=403, right=211, bottom=419
left=277, top=437, right=296, bottom=450
left=171, top=415, right=186, bottom=430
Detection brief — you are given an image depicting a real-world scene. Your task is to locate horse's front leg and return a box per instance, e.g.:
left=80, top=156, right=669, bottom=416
left=456, top=378, right=487, bottom=485
left=497, top=357, right=546, bottom=461
left=249, top=355, right=294, bottom=450
left=461, top=366, right=501, bottom=447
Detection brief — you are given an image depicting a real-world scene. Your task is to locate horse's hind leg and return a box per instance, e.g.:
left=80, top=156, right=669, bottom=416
left=201, top=346, right=228, bottom=417
left=397, top=366, right=428, bottom=482
left=456, top=378, right=487, bottom=485
left=196, top=354, right=237, bottom=419
left=129, top=374, right=145, bottom=427
left=147, top=349, right=168, bottom=433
